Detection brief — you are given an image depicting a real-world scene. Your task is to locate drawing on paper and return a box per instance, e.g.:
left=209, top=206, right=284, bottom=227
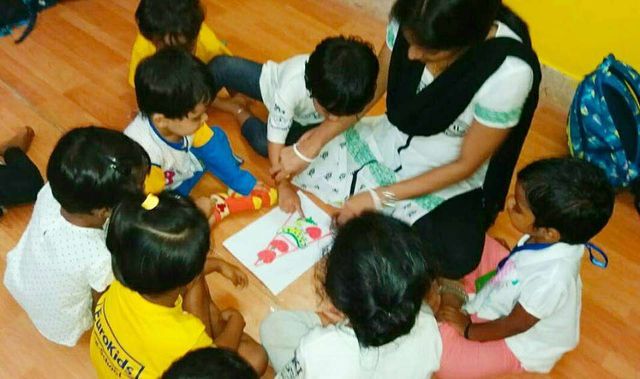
left=255, top=216, right=331, bottom=266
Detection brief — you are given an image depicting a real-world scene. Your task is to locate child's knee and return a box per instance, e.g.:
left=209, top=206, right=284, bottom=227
left=238, top=333, right=268, bottom=376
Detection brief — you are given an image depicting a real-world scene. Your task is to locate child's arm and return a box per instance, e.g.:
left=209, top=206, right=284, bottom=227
left=91, top=289, right=105, bottom=312
left=439, top=303, right=539, bottom=342
left=203, top=256, right=248, bottom=288
left=183, top=274, right=215, bottom=338
left=213, top=309, right=246, bottom=350
left=191, top=126, right=257, bottom=196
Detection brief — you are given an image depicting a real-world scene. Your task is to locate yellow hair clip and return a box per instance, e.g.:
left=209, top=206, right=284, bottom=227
left=141, top=193, right=160, bottom=210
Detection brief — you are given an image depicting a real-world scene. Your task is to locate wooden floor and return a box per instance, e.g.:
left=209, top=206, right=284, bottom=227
left=0, top=0, right=638, bottom=377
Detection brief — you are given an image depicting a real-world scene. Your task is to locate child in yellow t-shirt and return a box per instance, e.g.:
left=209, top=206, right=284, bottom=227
left=129, top=0, right=231, bottom=87
left=90, top=192, right=268, bottom=378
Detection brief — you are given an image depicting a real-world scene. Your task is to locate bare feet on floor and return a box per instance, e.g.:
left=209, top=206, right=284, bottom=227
left=0, top=126, right=35, bottom=157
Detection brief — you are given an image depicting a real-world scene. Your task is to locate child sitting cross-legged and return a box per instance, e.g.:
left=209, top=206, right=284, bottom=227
left=260, top=212, right=442, bottom=378
left=90, top=192, right=267, bottom=378
left=125, top=47, right=276, bottom=224
left=4, top=127, right=150, bottom=346
left=436, top=157, right=615, bottom=378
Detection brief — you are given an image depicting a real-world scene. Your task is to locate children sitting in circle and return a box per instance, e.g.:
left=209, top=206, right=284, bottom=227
left=4, top=127, right=150, bottom=346
left=2, top=0, right=621, bottom=377
left=90, top=192, right=267, bottom=377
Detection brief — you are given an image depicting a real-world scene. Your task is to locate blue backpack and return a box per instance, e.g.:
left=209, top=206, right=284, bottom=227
left=568, top=54, right=640, bottom=193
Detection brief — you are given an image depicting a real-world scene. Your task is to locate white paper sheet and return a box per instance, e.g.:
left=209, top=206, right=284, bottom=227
left=223, top=191, right=333, bottom=295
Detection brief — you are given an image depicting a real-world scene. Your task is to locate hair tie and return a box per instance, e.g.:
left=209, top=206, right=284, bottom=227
left=141, top=193, right=159, bottom=210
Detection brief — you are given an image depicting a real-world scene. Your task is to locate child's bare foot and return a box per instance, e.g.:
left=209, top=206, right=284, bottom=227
left=0, top=126, right=35, bottom=156
left=212, top=94, right=248, bottom=114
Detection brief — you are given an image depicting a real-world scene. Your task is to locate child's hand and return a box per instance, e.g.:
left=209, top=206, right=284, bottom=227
left=252, top=181, right=268, bottom=193
left=278, top=181, right=303, bottom=215
left=221, top=308, right=246, bottom=327
left=437, top=305, right=471, bottom=335
left=205, top=256, right=248, bottom=288
left=194, top=196, right=212, bottom=219
left=218, top=260, right=248, bottom=288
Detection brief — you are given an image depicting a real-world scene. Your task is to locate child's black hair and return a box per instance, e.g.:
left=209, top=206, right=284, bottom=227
left=135, top=0, right=204, bottom=48
left=305, top=35, right=379, bottom=116
left=46, top=126, right=150, bottom=214
left=322, top=212, right=433, bottom=348
left=517, top=157, right=615, bottom=244
left=162, top=347, right=258, bottom=379
left=107, top=192, right=210, bottom=294
left=135, top=47, right=215, bottom=120
left=391, top=0, right=501, bottom=50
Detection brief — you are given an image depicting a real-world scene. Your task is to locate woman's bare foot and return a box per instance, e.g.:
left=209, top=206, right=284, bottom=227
left=0, top=126, right=35, bottom=156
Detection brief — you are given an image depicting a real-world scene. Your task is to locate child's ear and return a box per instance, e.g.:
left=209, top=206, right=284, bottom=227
left=152, top=113, right=168, bottom=129
left=92, top=208, right=112, bottom=221
left=538, top=226, right=561, bottom=243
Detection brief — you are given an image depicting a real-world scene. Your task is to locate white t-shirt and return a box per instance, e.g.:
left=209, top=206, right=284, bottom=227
left=124, top=114, right=203, bottom=190
left=277, top=306, right=442, bottom=379
left=3, top=184, right=113, bottom=346
left=464, top=235, right=584, bottom=373
left=259, top=54, right=325, bottom=144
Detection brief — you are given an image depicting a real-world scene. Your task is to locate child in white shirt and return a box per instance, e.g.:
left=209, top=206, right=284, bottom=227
left=208, top=36, right=379, bottom=214
left=260, top=212, right=442, bottom=378
left=3, top=127, right=150, bottom=346
left=437, top=158, right=615, bottom=377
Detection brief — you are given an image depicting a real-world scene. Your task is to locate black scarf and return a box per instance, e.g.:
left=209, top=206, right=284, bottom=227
left=386, top=8, right=542, bottom=224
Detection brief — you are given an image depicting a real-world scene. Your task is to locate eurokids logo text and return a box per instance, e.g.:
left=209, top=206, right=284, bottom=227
left=93, top=305, right=144, bottom=378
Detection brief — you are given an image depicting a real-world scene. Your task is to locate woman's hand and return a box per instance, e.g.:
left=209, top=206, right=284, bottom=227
left=437, top=305, right=471, bottom=335
left=336, top=191, right=376, bottom=225
left=277, top=180, right=303, bottom=215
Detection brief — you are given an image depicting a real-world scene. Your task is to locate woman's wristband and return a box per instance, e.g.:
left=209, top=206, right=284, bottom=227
left=292, top=143, right=314, bottom=163
left=464, top=322, right=472, bottom=340
left=368, top=189, right=383, bottom=210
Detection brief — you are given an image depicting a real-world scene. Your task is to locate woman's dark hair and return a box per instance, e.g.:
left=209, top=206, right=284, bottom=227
left=135, top=0, right=204, bottom=47
left=390, top=0, right=501, bottom=50
left=135, top=47, right=215, bottom=119
left=305, top=35, right=379, bottom=116
left=162, top=347, right=257, bottom=379
left=518, top=158, right=615, bottom=244
left=47, top=126, right=150, bottom=214
left=323, top=212, right=433, bottom=347
left=107, top=192, right=210, bottom=294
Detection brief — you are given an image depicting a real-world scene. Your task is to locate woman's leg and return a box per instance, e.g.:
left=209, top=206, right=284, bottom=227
left=0, top=147, right=44, bottom=207
left=437, top=322, right=523, bottom=378
left=259, top=310, right=322, bottom=372
left=208, top=55, right=263, bottom=101
left=412, top=189, right=486, bottom=279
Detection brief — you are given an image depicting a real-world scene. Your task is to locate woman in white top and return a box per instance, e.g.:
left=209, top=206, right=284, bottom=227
left=286, top=0, right=541, bottom=279
left=260, top=212, right=442, bottom=379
